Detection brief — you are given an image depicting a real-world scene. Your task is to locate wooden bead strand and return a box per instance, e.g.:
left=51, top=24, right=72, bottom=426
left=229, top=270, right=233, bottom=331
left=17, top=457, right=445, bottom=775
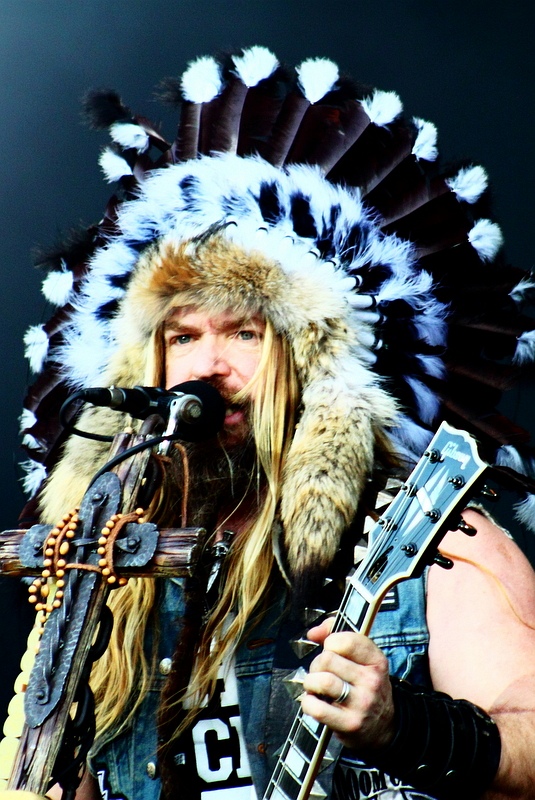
left=27, top=506, right=79, bottom=642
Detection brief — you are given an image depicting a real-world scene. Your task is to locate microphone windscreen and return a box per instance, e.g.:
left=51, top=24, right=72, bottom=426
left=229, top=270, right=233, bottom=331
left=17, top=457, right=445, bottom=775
left=169, top=381, right=226, bottom=441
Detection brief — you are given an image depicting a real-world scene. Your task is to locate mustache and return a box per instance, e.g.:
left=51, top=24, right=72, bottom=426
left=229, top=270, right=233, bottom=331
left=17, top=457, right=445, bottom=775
left=201, top=378, right=251, bottom=409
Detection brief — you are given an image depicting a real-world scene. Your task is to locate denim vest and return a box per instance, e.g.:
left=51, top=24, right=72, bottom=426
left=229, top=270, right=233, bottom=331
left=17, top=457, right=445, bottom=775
left=89, top=572, right=431, bottom=800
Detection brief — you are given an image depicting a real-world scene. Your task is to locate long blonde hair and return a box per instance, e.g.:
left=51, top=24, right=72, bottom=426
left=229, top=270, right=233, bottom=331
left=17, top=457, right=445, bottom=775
left=90, top=317, right=299, bottom=741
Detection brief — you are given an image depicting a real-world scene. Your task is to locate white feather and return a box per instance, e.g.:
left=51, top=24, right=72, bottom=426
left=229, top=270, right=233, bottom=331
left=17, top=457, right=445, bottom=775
left=390, top=415, right=433, bottom=460
left=352, top=309, right=381, bottom=326
left=99, top=148, right=133, bottom=183
left=19, top=408, right=37, bottom=431
left=24, top=325, right=49, bottom=372
left=513, top=330, right=535, bottom=365
left=447, top=165, right=488, bottom=204
left=296, top=58, right=339, bottom=104
left=348, top=293, right=375, bottom=309
left=513, top=493, right=535, bottom=532
left=405, top=376, right=440, bottom=424
left=20, top=459, right=47, bottom=497
left=22, top=432, right=43, bottom=450
left=468, top=219, right=503, bottom=261
left=181, top=56, right=222, bottom=103
left=361, top=90, right=402, bottom=127
left=110, top=122, right=150, bottom=153
left=355, top=346, right=377, bottom=366
left=496, top=445, right=528, bottom=473
left=510, top=277, right=535, bottom=305
left=412, top=118, right=438, bottom=161
left=496, top=447, right=535, bottom=531
left=232, top=46, right=278, bottom=87
left=357, top=328, right=377, bottom=349
left=417, top=353, right=446, bottom=379
left=59, top=313, right=112, bottom=388
left=41, top=267, right=73, bottom=305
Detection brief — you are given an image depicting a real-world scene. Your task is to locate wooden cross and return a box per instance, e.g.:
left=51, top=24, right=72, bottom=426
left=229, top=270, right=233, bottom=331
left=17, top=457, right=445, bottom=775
left=0, top=424, right=207, bottom=797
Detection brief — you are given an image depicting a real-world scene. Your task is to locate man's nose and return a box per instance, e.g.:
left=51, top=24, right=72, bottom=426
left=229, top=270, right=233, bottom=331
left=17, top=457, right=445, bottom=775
left=193, top=338, right=232, bottom=380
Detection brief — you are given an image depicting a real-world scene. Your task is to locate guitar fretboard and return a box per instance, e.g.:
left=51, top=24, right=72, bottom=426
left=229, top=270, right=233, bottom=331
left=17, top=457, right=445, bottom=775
left=264, top=589, right=370, bottom=799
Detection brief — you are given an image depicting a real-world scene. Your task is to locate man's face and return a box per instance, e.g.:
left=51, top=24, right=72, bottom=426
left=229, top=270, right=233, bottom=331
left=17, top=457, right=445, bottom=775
left=164, top=306, right=265, bottom=444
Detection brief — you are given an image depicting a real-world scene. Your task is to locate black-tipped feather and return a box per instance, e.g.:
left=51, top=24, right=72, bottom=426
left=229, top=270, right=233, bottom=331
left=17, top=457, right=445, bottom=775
left=81, top=89, right=131, bottom=129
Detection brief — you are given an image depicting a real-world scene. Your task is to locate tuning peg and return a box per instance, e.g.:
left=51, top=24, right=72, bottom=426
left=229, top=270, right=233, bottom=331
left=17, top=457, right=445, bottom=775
left=457, top=519, right=477, bottom=536
left=424, top=448, right=442, bottom=463
left=291, top=638, right=320, bottom=659
left=434, top=553, right=454, bottom=570
left=479, top=485, right=499, bottom=501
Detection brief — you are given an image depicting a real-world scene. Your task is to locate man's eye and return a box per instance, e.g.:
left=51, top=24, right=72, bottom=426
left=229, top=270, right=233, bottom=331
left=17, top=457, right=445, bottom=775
left=169, top=334, right=191, bottom=345
left=238, top=330, right=261, bottom=341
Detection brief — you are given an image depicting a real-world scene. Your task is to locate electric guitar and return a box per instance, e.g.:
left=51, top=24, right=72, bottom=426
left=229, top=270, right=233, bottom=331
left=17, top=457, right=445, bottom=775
left=263, top=421, right=489, bottom=800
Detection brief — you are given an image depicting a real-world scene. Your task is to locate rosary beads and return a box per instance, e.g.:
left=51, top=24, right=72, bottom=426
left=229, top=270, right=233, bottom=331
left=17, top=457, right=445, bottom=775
left=27, top=506, right=145, bottom=641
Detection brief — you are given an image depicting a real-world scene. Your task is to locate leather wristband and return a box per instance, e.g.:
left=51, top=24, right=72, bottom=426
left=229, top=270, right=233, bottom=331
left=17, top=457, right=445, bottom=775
left=361, top=678, right=502, bottom=799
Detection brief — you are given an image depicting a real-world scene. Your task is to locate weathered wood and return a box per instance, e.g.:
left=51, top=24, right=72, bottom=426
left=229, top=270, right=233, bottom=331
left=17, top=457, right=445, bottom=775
left=1, top=421, right=207, bottom=795
left=8, top=579, right=110, bottom=794
left=0, top=528, right=206, bottom=578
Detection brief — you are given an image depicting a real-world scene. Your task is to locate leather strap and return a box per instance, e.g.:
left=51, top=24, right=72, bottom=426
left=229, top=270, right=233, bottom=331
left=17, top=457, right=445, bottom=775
left=362, top=678, right=501, bottom=800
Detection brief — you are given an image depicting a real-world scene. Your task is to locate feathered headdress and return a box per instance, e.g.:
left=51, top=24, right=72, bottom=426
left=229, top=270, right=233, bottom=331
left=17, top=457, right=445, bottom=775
left=20, top=46, right=535, bottom=571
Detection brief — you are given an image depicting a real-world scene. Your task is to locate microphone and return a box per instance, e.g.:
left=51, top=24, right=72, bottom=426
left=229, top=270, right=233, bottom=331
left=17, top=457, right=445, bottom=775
left=78, top=380, right=226, bottom=441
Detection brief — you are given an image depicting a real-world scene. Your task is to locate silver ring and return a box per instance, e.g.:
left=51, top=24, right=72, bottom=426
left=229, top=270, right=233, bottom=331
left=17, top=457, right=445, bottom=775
left=334, top=679, right=351, bottom=705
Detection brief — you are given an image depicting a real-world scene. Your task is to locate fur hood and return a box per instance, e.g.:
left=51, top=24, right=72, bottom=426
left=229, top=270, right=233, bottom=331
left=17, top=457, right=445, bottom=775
left=38, top=155, right=409, bottom=574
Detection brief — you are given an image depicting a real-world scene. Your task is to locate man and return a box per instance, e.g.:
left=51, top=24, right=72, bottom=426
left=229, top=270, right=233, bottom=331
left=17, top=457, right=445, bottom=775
left=18, top=48, right=535, bottom=799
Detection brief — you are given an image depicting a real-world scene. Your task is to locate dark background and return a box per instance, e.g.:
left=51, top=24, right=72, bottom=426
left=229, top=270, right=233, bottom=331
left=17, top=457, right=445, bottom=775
left=1, top=0, right=534, bottom=725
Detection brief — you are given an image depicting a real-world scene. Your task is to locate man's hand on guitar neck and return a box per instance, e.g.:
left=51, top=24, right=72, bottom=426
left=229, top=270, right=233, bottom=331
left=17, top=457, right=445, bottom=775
left=301, top=618, right=396, bottom=751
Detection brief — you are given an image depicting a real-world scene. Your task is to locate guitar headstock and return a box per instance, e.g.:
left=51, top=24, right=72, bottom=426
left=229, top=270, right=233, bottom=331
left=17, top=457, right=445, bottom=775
left=352, top=422, right=489, bottom=600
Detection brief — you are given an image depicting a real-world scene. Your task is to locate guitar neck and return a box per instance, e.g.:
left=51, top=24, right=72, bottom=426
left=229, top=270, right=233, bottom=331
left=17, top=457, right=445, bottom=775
left=263, top=422, right=489, bottom=800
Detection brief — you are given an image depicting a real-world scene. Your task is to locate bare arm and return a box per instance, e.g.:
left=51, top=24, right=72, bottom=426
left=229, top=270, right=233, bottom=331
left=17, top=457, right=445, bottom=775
left=302, top=509, right=535, bottom=798
left=426, top=509, right=535, bottom=798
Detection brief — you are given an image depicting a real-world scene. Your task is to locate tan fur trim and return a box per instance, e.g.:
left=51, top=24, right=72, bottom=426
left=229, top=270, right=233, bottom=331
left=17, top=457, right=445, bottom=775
left=110, top=234, right=365, bottom=391
left=281, top=380, right=397, bottom=574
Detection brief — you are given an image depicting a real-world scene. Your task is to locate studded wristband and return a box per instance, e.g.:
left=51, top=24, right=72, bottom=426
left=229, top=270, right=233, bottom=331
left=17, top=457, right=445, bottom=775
left=361, top=678, right=502, bottom=800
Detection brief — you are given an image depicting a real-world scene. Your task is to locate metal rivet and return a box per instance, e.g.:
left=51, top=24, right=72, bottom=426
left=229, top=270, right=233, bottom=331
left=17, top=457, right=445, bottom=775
left=146, top=761, right=158, bottom=779
left=159, top=658, right=172, bottom=676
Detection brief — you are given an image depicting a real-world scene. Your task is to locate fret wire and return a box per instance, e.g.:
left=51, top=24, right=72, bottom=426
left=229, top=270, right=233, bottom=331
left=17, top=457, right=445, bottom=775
left=336, top=586, right=369, bottom=631
left=283, top=708, right=318, bottom=747
left=268, top=781, right=292, bottom=800
left=275, top=763, right=301, bottom=799
left=268, top=711, right=326, bottom=798
left=290, top=725, right=318, bottom=761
